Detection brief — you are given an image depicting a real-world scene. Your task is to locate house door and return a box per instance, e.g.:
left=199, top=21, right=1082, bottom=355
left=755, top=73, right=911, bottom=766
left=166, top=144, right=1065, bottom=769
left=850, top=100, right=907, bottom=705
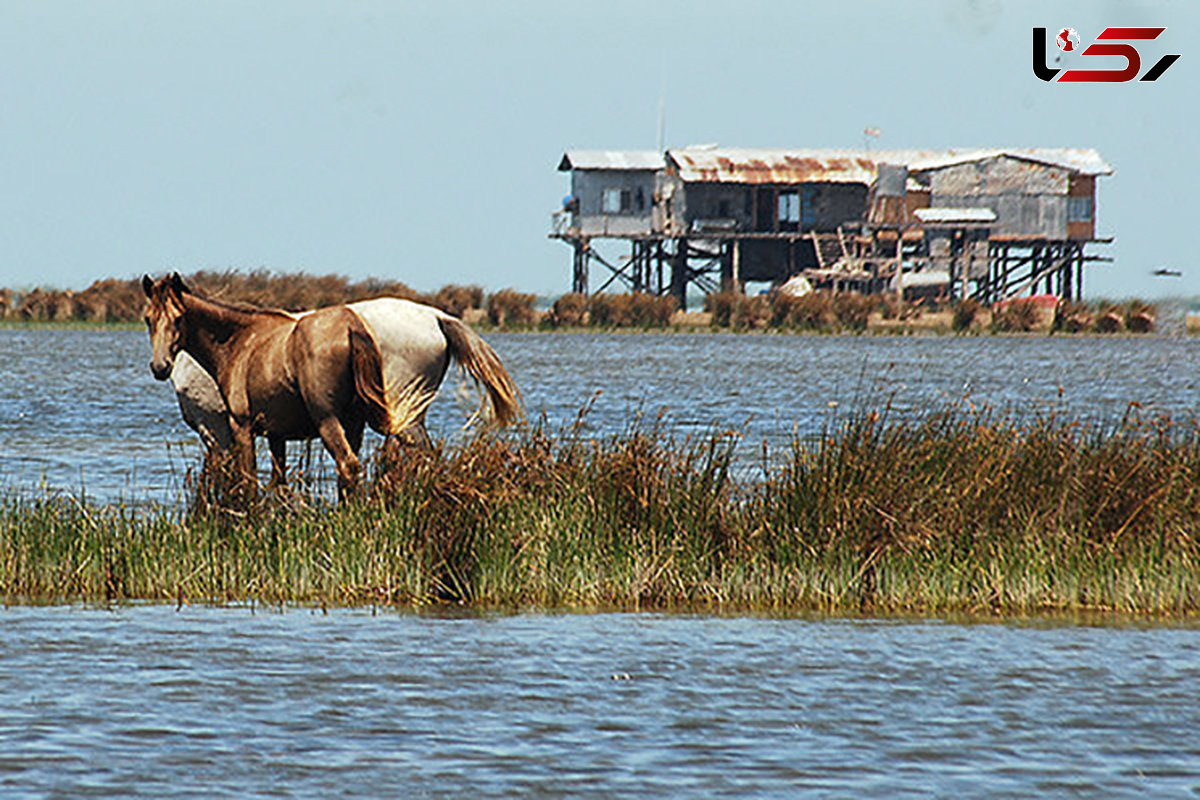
left=753, top=187, right=775, bottom=232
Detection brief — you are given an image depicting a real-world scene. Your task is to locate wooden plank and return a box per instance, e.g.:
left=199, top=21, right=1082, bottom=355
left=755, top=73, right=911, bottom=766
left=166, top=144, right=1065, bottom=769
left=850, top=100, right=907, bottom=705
left=809, top=230, right=826, bottom=269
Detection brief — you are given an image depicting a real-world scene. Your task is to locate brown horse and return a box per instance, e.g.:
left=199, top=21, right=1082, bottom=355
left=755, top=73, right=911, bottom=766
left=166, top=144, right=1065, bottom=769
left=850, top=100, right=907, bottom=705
left=142, top=273, right=522, bottom=498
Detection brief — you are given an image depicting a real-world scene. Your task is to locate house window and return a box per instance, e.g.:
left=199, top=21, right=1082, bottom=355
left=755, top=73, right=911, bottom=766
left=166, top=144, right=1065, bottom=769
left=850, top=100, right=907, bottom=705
left=1067, top=196, right=1093, bottom=222
left=602, top=188, right=633, bottom=214
left=801, top=186, right=817, bottom=226
left=777, top=195, right=796, bottom=226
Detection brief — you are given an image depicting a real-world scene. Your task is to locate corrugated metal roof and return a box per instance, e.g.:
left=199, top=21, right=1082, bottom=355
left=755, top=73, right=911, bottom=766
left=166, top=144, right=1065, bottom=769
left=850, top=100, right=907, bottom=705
left=666, top=148, right=880, bottom=184
left=914, top=207, right=998, bottom=224
left=906, top=148, right=1113, bottom=176
left=558, top=150, right=664, bottom=171
left=664, top=147, right=1113, bottom=183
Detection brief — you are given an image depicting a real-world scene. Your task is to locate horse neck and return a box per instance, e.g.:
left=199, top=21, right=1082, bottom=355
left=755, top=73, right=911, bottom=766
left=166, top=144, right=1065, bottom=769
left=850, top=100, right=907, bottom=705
left=178, top=293, right=267, bottom=381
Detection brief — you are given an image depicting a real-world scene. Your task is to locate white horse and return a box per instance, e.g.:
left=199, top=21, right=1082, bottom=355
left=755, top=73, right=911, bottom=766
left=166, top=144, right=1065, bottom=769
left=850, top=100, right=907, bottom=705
left=171, top=350, right=233, bottom=451
left=162, top=295, right=521, bottom=482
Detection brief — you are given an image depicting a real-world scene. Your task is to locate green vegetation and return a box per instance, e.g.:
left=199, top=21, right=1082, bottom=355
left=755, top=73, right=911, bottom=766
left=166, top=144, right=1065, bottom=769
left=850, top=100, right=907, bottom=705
left=3, top=408, right=1197, bottom=616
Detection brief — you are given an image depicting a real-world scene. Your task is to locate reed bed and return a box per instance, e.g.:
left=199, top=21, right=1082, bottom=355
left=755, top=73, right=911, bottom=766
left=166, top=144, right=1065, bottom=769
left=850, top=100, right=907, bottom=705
left=0, top=272, right=486, bottom=322
left=3, top=408, right=1198, bottom=615
left=1, top=268, right=1163, bottom=337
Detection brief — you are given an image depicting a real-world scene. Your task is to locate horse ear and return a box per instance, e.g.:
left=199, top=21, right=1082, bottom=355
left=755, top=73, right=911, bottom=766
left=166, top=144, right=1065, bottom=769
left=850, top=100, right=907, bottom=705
left=169, top=272, right=188, bottom=294
left=142, top=275, right=154, bottom=297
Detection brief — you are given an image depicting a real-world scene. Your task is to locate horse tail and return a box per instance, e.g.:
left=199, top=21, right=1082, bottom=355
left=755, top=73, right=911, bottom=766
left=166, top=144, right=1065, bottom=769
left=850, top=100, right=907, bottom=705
left=348, top=312, right=436, bottom=435
left=437, top=315, right=524, bottom=426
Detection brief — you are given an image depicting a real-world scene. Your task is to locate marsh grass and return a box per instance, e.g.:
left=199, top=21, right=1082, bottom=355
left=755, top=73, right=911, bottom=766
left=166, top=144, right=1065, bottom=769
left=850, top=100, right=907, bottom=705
left=584, top=293, right=678, bottom=328
left=2, top=272, right=485, bottom=322
left=485, top=289, right=538, bottom=329
left=991, top=298, right=1043, bottom=332
left=4, top=268, right=1162, bottom=339
left=3, top=407, right=1198, bottom=615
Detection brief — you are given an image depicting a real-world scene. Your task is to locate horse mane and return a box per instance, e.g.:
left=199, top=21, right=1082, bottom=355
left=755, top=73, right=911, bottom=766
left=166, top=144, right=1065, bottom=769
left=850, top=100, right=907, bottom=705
left=180, top=284, right=300, bottom=320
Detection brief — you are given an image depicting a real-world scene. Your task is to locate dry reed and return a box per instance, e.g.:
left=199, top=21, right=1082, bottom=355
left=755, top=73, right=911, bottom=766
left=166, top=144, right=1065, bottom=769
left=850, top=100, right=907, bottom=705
left=4, top=269, right=1162, bottom=337
left=587, top=293, right=677, bottom=328
left=486, top=289, right=538, bottom=329
left=547, top=292, right=588, bottom=327
left=3, top=406, right=1197, bottom=616
left=991, top=298, right=1043, bottom=332
left=5, top=272, right=488, bottom=322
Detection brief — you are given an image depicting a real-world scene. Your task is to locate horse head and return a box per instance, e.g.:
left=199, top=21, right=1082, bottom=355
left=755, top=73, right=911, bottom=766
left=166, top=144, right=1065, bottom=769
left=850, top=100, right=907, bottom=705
left=141, top=272, right=189, bottom=381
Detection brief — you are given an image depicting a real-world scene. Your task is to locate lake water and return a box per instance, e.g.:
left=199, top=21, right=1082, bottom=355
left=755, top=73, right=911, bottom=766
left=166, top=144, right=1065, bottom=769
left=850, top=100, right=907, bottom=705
left=1, top=607, right=1198, bottom=798
left=3, top=328, right=1200, bottom=503
left=3, top=329, right=1200, bottom=796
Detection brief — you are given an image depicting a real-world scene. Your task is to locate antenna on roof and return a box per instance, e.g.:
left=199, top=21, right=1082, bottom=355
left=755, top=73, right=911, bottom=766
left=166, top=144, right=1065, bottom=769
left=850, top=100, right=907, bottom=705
left=863, top=126, right=882, bottom=152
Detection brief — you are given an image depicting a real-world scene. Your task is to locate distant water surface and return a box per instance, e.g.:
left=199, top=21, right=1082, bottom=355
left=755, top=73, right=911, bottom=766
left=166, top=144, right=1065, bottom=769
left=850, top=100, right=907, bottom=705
left=3, top=331, right=1200, bottom=797
left=2, top=328, right=1199, bottom=502
left=0, top=607, right=1197, bottom=798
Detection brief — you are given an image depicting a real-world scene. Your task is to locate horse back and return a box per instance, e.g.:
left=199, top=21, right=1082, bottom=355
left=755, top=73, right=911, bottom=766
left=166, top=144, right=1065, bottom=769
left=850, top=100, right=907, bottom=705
left=347, top=297, right=451, bottom=388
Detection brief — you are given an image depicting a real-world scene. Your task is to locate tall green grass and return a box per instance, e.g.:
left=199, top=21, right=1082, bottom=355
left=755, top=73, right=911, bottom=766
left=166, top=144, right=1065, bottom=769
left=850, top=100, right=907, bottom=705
left=2, top=408, right=1198, bottom=615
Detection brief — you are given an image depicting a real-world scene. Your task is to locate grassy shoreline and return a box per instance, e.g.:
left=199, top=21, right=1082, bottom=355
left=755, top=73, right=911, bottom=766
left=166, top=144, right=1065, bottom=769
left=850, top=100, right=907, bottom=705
left=0, top=319, right=141, bottom=331
left=0, top=315, right=1183, bottom=338
left=3, top=409, right=1198, bottom=617
left=0, top=269, right=1174, bottom=335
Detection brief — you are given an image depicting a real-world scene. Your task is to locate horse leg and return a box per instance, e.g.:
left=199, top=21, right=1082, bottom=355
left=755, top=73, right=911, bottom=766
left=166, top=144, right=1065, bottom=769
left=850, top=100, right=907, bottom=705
left=379, top=412, right=430, bottom=467
left=407, top=419, right=432, bottom=449
left=267, top=435, right=288, bottom=489
left=229, top=419, right=258, bottom=499
left=344, top=418, right=369, bottom=487
left=388, top=416, right=432, bottom=450
left=345, top=417, right=365, bottom=456
left=315, top=416, right=363, bottom=501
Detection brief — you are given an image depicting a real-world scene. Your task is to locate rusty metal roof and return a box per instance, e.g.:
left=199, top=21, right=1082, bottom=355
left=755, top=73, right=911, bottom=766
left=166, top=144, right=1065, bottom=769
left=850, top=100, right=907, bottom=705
left=914, top=207, right=998, bottom=224
left=665, top=147, right=1112, bottom=183
left=558, top=150, right=664, bottom=171
left=666, top=148, right=880, bottom=184
left=906, top=148, right=1113, bottom=176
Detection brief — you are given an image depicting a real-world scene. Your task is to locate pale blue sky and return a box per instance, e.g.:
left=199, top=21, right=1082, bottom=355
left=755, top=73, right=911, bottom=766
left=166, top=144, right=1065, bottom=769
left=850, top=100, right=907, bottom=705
left=1, top=0, right=1194, bottom=298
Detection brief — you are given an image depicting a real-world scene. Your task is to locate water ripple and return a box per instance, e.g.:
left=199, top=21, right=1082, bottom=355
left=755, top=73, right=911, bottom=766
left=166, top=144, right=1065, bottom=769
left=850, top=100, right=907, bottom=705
left=4, top=329, right=1200, bottom=503
left=16, top=608, right=1200, bottom=797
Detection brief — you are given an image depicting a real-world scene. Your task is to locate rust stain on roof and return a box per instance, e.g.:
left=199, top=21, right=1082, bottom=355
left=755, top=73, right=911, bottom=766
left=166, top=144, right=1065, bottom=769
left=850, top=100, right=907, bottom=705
left=669, top=150, right=880, bottom=184
left=665, top=147, right=1113, bottom=185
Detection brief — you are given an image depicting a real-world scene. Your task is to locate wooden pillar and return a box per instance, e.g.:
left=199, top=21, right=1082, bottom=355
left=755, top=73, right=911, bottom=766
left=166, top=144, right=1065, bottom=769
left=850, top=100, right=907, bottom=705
left=1029, top=245, right=1040, bottom=296
left=671, top=238, right=689, bottom=310
left=895, top=234, right=903, bottom=298
left=983, top=243, right=992, bottom=304
left=572, top=240, right=589, bottom=295
left=1052, top=243, right=1059, bottom=294
left=631, top=240, right=645, bottom=293
left=994, top=243, right=1006, bottom=300
left=1062, top=245, right=1074, bottom=300
left=984, top=242, right=997, bottom=304
left=1044, top=244, right=1052, bottom=295
left=1051, top=243, right=1059, bottom=296
left=657, top=241, right=666, bottom=296
left=1001, top=244, right=1010, bottom=300
left=732, top=239, right=741, bottom=291
left=719, top=241, right=733, bottom=292
left=719, top=240, right=743, bottom=293
left=1041, top=246, right=1050, bottom=295
left=1060, top=243, right=1072, bottom=299
left=1051, top=243, right=1062, bottom=295
left=1075, top=244, right=1085, bottom=300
